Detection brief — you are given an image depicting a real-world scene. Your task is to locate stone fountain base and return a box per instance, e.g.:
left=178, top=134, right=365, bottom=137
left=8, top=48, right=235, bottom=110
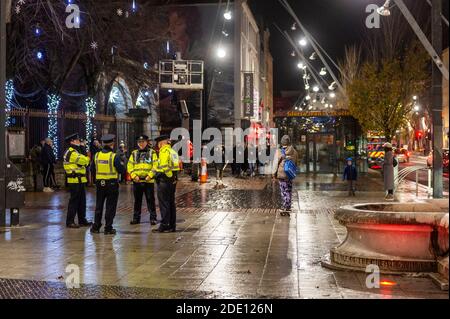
left=322, top=200, right=449, bottom=290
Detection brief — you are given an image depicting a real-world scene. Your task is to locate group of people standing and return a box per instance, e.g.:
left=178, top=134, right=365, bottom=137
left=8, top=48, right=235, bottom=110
left=30, top=138, right=59, bottom=192
left=62, top=133, right=180, bottom=235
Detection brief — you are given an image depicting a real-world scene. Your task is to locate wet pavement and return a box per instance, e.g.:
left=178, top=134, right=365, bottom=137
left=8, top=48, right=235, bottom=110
left=0, top=171, right=448, bottom=299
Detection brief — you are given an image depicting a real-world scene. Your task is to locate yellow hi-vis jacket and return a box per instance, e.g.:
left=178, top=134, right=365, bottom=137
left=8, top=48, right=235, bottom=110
left=127, top=148, right=158, bottom=183
left=155, top=144, right=180, bottom=179
left=94, top=151, right=119, bottom=180
left=63, top=147, right=90, bottom=184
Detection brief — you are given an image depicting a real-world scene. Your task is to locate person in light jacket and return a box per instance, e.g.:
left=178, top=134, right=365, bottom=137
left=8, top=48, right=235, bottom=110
left=272, top=135, right=298, bottom=215
left=383, top=142, right=395, bottom=200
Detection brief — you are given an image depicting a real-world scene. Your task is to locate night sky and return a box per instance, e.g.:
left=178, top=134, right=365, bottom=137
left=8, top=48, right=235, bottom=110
left=249, top=0, right=450, bottom=95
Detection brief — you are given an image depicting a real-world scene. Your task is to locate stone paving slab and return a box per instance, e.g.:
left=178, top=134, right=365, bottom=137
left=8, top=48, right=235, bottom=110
left=0, top=174, right=448, bottom=299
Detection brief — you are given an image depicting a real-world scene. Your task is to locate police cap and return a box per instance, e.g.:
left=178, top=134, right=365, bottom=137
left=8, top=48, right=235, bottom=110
left=137, top=135, right=149, bottom=142
left=101, top=134, right=116, bottom=144
left=65, top=133, right=80, bottom=143
left=154, top=135, right=170, bottom=143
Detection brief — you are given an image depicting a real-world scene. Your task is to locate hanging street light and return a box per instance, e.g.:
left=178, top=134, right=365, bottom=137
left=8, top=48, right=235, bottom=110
left=377, top=0, right=392, bottom=16
left=224, top=11, right=232, bottom=20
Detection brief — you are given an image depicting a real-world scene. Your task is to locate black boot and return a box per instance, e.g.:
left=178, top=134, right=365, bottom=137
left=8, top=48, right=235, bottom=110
left=104, top=228, right=117, bottom=235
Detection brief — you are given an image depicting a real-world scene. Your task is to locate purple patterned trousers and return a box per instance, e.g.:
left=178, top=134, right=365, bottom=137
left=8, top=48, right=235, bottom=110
left=279, top=180, right=293, bottom=210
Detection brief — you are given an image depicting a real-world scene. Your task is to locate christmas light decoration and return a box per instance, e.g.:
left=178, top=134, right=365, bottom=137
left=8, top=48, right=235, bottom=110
left=85, top=97, right=96, bottom=149
left=47, top=94, right=61, bottom=158
left=5, top=79, right=14, bottom=127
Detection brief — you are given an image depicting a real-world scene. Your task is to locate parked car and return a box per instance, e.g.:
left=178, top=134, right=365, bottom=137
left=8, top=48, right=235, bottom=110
left=427, top=149, right=449, bottom=173
left=394, top=148, right=410, bottom=163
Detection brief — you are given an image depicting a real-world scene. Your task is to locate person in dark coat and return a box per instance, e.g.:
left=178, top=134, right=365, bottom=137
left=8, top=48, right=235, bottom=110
left=343, top=158, right=357, bottom=196
left=30, top=139, right=44, bottom=191
left=383, top=142, right=395, bottom=200
left=40, top=138, right=57, bottom=192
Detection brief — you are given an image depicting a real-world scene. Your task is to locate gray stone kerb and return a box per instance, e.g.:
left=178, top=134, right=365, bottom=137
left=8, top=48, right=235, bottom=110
left=335, top=203, right=448, bottom=228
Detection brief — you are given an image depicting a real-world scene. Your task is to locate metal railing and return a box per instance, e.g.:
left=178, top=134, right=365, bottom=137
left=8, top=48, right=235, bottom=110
left=395, top=165, right=432, bottom=197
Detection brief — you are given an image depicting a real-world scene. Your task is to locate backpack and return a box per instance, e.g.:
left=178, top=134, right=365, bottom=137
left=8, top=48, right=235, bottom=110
left=282, top=148, right=297, bottom=180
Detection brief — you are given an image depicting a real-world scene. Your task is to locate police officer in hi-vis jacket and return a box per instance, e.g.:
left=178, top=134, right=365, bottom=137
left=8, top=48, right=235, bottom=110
left=153, top=135, right=180, bottom=233
left=128, top=135, right=158, bottom=225
left=63, top=133, right=92, bottom=229
left=90, top=134, right=125, bottom=235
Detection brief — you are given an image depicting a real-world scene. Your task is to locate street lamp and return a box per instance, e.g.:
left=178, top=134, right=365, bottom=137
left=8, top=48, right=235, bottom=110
left=217, top=47, right=227, bottom=59
left=224, top=11, right=232, bottom=20
left=377, top=0, right=392, bottom=16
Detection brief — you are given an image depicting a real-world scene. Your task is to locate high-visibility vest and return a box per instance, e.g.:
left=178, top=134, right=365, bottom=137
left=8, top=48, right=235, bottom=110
left=156, top=145, right=180, bottom=178
left=169, top=148, right=181, bottom=172
left=94, top=151, right=119, bottom=180
left=63, top=147, right=89, bottom=184
left=127, top=149, right=157, bottom=183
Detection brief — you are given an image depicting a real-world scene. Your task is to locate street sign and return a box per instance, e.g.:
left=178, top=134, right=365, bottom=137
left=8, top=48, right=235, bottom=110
left=159, top=60, right=204, bottom=90
left=243, top=72, right=254, bottom=117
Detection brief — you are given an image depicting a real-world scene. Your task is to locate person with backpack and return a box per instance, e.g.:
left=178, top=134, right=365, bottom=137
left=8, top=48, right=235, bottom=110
left=343, top=158, right=357, bottom=197
left=383, top=142, right=395, bottom=200
left=272, top=135, right=298, bottom=216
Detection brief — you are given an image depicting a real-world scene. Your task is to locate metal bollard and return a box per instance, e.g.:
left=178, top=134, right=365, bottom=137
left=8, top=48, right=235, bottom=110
left=10, top=208, right=20, bottom=226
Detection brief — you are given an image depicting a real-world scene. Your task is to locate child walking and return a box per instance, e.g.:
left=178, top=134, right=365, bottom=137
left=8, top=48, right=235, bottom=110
left=343, top=158, right=357, bottom=196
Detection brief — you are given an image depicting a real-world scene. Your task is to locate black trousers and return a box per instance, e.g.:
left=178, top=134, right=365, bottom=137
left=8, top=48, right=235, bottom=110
left=132, top=183, right=157, bottom=221
left=93, top=181, right=119, bottom=231
left=66, top=183, right=87, bottom=225
left=157, top=180, right=177, bottom=229
left=43, top=163, right=54, bottom=188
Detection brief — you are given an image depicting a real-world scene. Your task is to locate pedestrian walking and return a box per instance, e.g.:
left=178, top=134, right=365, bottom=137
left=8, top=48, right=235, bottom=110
left=118, top=141, right=128, bottom=184
left=383, top=142, right=395, bottom=200
left=63, top=133, right=92, bottom=229
left=128, top=135, right=158, bottom=226
left=153, top=135, right=180, bottom=233
left=29, top=140, right=44, bottom=192
left=248, top=143, right=257, bottom=177
left=213, top=144, right=226, bottom=188
left=90, top=134, right=125, bottom=235
left=343, top=157, right=357, bottom=197
left=40, top=137, right=57, bottom=193
left=272, top=135, right=298, bottom=216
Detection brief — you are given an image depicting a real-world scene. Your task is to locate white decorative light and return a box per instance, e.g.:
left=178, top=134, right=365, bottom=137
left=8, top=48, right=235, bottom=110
left=309, top=52, right=316, bottom=60
left=85, top=97, right=96, bottom=150
left=413, top=95, right=418, bottom=101
left=319, top=68, right=327, bottom=76
left=5, top=79, right=14, bottom=127
left=47, top=94, right=61, bottom=158
left=299, top=38, right=307, bottom=46
left=297, top=62, right=304, bottom=69
left=305, top=95, right=311, bottom=101
left=414, top=104, right=420, bottom=112
left=329, top=104, right=333, bottom=108
left=328, top=82, right=336, bottom=90
left=90, top=41, right=98, bottom=50
left=313, top=86, right=319, bottom=92
left=329, top=92, right=336, bottom=98
left=291, top=50, right=296, bottom=57
left=291, top=23, right=297, bottom=31
left=109, top=86, right=120, bottom=103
